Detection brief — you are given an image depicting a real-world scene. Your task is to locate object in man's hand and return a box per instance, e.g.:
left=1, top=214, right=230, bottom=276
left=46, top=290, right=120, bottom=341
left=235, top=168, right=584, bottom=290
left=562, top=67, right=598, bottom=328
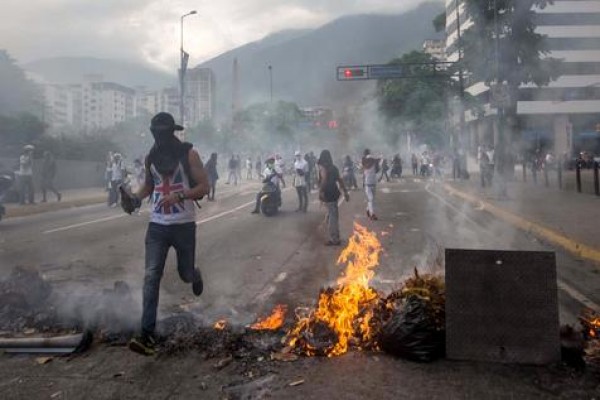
left=296, top=168, right=305, bottom=176
left=120, top=186, right=141, bottom=214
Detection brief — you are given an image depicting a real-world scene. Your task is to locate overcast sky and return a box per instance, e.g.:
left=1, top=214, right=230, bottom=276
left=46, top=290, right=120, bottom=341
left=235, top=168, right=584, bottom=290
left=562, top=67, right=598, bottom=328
left=1, top=0, right=438, bottom=71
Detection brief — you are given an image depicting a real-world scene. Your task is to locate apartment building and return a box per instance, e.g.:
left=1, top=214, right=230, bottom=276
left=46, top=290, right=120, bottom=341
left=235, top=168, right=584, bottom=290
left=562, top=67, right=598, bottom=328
left=446, top=0, right=600, bottom=156
left=184, top=67, right=216, bottom=126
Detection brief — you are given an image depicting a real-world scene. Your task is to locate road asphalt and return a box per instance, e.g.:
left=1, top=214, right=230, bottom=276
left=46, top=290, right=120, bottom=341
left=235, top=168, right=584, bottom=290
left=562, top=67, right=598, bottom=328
left=0, top=176, right=598, bottom=399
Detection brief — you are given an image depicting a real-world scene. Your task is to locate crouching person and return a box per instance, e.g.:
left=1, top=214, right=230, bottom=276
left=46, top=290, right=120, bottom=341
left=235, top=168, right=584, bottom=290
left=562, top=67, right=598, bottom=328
left=120, top=112, right=209, bottom=356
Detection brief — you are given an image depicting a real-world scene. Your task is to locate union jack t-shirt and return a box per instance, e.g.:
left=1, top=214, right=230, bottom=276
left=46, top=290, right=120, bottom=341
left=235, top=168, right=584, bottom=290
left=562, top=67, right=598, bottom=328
left=149, top=163, right=196, bottom=225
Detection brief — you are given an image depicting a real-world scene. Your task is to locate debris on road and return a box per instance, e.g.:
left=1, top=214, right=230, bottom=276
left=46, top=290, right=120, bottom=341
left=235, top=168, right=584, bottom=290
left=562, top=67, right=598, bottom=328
left=288, top=379, right=304, bottom=387
left=221, top=374, right=275, bottom=400
left=213, top=355, right=233, bottom=370
left=35, top=356, right=53, bottom=365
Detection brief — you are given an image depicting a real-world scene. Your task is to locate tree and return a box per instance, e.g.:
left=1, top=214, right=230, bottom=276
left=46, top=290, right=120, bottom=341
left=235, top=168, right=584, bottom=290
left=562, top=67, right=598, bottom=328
left=376, top=51, right=464, bottom=149
left=433, top=12, right=447, bottom=33
left=0, top=50, right=41, bottom=117
left=460, top=0, right=561, bottom=166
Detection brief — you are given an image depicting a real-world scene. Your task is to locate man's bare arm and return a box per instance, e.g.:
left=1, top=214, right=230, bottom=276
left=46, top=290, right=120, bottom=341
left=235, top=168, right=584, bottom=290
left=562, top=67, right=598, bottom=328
left=185, top=150, right=210, bottom=199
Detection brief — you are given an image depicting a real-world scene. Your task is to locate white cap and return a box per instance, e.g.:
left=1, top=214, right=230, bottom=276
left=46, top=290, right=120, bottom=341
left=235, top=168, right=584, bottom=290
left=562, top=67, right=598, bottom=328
left=294, top=150, right=302, bottom=156
left=23, top=145, right=35, bottom=151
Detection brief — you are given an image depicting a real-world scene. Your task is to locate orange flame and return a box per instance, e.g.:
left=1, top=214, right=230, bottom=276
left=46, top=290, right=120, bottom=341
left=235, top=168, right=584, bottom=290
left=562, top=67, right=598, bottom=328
left=250, top=304, right=288, bottom=330
left=287, top=222, right=382, bottom=356
left=213, top=319, right=227, bottom=330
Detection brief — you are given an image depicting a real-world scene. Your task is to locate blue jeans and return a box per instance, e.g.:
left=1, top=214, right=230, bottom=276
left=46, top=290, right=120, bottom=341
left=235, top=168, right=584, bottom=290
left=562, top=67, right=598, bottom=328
left=142, top=222, right=199, bottom=336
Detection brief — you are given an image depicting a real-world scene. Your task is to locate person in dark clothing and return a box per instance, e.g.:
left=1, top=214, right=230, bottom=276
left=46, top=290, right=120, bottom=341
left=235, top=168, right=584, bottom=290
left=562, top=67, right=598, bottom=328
left=411, top=153, right=419, bottom=176
left=343, top=155, right=358, bottom=189
left=379, top=158, right=390, bottom=182
left=391, top=154, right=402, bottom=179
left=205, top=153, right=219, bottom=201
left=41, top=151, right=61, bottom=202
left=318, top=150, right=349, bottom=246
left=122, top=112, right=209, bottom=356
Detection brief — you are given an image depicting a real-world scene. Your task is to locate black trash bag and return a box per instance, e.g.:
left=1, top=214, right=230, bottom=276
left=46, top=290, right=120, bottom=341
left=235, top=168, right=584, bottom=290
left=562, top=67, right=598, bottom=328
left=379, top=296, right=445, bottom=362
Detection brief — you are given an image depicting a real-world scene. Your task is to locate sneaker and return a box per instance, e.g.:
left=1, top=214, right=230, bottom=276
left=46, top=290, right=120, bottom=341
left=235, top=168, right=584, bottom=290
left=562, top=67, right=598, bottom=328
left=370, top=214, right=379, bottom=221
left=251, top=210, right=259, bottom=214
left=129, top=334, right=156, bottom=356
left=366, top=210, right=371, bottom=219
left=192, top=270, right=203, bottom=297
left=325, top=240, right=341, bottom=246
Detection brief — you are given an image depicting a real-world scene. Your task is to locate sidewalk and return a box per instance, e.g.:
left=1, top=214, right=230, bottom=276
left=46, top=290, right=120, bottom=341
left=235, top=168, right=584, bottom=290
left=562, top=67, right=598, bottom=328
left=443, top=174, right=600, bottom=264
left=4, top=187, right=106, bottom=219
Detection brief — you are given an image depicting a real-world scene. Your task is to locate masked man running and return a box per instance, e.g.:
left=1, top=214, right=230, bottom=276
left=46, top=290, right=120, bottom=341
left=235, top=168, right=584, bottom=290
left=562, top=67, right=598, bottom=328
left=121, top=112, right=209, bottom=356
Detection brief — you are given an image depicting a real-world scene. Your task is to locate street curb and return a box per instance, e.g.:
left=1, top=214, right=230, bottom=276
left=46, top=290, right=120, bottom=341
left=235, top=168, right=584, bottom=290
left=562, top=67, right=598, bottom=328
left=5, top=196, right=105, bottom=219
left=442, top=183, right=600, bottom=265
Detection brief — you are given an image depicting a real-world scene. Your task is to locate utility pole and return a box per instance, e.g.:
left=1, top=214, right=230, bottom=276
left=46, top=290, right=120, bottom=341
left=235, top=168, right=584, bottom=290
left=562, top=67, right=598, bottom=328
left=455, top=0, right=467, bottom=178
left=268, top=65, right=273, bottom=104
left=179, top=10, right=197, bottom=136
left=493, top=0, right=507, bottom=198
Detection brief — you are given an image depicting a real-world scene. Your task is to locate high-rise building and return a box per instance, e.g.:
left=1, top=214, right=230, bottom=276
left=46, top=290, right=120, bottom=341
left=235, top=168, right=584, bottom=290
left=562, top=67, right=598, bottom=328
left=446, top=0, right=600, bottom=156
left=422, top=39, right=446, bottom=61
left=81, top=81, right=135, bottom=130
left=184, top=67, right=216, bottom=126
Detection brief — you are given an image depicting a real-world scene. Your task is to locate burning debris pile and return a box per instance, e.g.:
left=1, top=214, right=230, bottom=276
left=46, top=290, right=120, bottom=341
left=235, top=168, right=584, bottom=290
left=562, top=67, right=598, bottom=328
left=579, top=309, right=600, bottom=366
left=285, top=223, right=446, bottom=360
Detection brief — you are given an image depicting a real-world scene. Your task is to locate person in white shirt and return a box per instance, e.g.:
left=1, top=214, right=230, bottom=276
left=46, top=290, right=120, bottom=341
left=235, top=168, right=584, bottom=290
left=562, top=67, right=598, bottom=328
left=362, top=148, right=380, bottom=220
left=18, top=145, right=35, bottom=205
left=274, top=154, right=286, bottom=188
left=108, top=153, right=125, bottom=207
left=293, top=150, right=309, bottom=212
left=251, top=157, right=282, bottom=214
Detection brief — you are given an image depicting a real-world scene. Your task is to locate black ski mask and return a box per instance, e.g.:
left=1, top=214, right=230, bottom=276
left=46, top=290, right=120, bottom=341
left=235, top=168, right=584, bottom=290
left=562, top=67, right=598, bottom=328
left=148, top=112, right=189, bottom=176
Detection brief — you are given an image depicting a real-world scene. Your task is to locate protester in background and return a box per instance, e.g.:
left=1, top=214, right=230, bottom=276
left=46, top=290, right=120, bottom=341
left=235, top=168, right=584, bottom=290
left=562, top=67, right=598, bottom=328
left=343, top=155, right=358, bottom=190
left=255, top=157, right=262, bottom=179
left=293, top=150, right=309, bottom=212
left=18, top=145, right=35, bottom=205
left=122, top=112, right=209, bottom=356
left=391, top=154, right=402, bottom=179
left=133, top=158, right=145, bottom=191
left=251, top=156, right=282, bottom=214
left=486, top=146, right=495, bottom=186
left=479, top=147, right=490, bottom=188
left=226, top=155, right=237, bottom=185
left=205, top=152, right=219, bottom=201
left=362, top=149, right=379, bottom=221
left=235, top=155, right=242, bottom=183
left=411, top=153, right=419, bottom=176
left=41, top=151, right=61, bottom=202
left=275, top=154, right=286, bottom=188
left=246, top=156, right=253, bottom=180
left=108, top=153, right=124, bottom=207
left=318, top=149, right=349, bottom=246
left=379, top=157, right=390, bottom=182
left=105, top=152, right=113, bottom=192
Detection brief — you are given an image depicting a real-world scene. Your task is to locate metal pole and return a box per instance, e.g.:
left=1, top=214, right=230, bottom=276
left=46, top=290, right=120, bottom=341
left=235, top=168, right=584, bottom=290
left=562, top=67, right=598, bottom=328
left=576, top=161, right=582, bottom=193
left=455, top=0, right=466, bottom=173
left=268, top=65, right=273, bottom=104
left=557, top=160, right=562, bottom=189
left=179, top=11, right=197, bottom=133
left=594, top=161, right=600, bottom=196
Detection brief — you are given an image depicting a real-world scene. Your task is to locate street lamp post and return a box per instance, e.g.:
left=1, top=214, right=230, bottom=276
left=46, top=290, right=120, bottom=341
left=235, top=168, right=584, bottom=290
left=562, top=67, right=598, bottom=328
left=179, top=10, right=197, bottom=133
left=268, top=65, right=273, bottom=104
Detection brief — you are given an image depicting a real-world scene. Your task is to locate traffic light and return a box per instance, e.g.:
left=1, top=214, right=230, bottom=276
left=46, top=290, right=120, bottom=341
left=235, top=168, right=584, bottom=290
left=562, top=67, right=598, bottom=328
left=337, top=66, right=369, bottom=81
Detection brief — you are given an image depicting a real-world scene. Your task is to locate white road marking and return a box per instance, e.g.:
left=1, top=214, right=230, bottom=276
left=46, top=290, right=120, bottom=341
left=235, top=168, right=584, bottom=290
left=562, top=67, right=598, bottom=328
left=196, top=200, right=255, bottom=225
left=558, top=280, right=600, bottom=312
left=43, top=214, right=126, bottom=234
left=274, top=272, right=288, bottom=283
left=381, top=188, right=391, bottom=194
